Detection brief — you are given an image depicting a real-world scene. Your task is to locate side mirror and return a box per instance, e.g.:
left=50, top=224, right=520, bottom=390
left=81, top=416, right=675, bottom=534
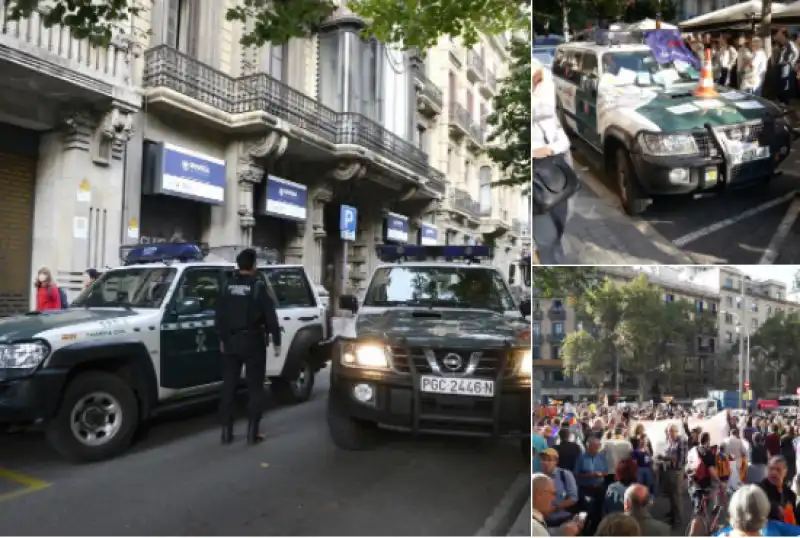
left=339, top=294, right=359, bottom=313
left=176, top=297, right=203, bottom=315
left=519, top=299, right=532, bottom=317
left=508, top=264, right=516, bottom=285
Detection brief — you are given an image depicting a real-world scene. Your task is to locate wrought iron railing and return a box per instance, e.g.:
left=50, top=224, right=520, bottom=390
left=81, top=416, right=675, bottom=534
left=467, top=50, right=485, bottom=78
left=487, top=70, right=497, bottom=92
left=414, top=69, right=443, bottom=109
left=450, top=187, right=480, bottom=219
left=449, top=102, right=472, bottom=133
left=426, top=167, right=447, bottom=195
left=144, top=46, right=435, bottom=178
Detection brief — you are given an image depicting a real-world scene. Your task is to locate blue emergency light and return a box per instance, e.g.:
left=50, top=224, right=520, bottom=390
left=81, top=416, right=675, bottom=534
left=376, top=244, right=492, bottom=263
left=121, top=242, right=206, bottom=265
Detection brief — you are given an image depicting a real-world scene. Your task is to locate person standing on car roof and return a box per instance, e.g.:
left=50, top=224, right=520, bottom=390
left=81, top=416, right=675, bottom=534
left=215, top=248, right=282, bottom=445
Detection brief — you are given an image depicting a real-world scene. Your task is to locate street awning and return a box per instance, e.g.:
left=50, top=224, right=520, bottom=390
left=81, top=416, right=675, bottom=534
left=772, top=0, right=800, bottom=23
left=628, top=18, right=678, bottom=30
left=680, top=1, right=787, bottom=30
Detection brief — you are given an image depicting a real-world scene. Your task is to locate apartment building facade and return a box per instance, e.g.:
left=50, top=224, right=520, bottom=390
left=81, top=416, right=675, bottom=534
left=0, top=0, right=529, bottom=315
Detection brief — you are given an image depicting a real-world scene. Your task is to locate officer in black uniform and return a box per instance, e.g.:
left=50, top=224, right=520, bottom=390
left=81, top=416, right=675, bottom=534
left=215, top=248, right=281, bottom=445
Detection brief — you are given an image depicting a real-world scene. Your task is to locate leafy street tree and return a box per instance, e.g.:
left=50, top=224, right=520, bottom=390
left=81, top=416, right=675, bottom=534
left=749, top=311, right=800, bottom=394
left=6, top=0, right=528, bottom=50
left=533, top=0, right=678, bottom=36
left=561, top=275, right=696, bottom=400
left=533, top=267, right=602, bottom=298
left=486, top=35, right=530, bottom=190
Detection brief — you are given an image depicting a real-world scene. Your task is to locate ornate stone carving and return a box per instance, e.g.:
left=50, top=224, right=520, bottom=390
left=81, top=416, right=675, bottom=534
left=330, top=161, right=367, bottom=181
left=244, top=132, right=289, bottom=160
left=98, top=106, right=134, bottom=143
left=237, top=160, right=266, bottom=184
left=61, top=110, right=96, bottom=152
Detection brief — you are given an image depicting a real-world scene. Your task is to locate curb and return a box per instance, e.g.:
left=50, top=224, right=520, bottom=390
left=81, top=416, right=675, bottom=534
left=475, top=472, right=530, bottom=536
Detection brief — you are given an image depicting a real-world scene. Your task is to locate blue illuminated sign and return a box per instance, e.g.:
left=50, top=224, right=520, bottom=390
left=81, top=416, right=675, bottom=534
left=156, top=142, right=226, bottom=205
left=263, top=175, right=308, bottom=221
left=420, top=224, right=438, bottom=246
left=340, top=205, right=357, bottom=241
left=385, top=212, right=409, bottom=243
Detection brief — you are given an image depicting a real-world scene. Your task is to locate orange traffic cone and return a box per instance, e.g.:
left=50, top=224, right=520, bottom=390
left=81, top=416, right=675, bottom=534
left=693, top=48, right=718, bottom=98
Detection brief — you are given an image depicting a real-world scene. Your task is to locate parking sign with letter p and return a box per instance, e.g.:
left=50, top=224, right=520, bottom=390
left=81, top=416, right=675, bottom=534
left=340, top=205, right=357, bottom=241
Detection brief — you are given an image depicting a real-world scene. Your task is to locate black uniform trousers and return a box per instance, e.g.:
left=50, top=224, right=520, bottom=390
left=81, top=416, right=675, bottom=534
left=219, top=342, right=267, bottom=424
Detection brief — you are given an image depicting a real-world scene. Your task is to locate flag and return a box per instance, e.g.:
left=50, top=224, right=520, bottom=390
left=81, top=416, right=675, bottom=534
left=644, top=29, right=701, bottom=70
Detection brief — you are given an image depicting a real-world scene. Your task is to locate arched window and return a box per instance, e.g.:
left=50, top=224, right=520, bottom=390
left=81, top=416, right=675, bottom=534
left=479, top=166, right=492, bottom=216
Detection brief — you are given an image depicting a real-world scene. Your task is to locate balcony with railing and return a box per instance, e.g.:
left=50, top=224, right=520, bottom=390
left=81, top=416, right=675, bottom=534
left=481, top=69, right=497, bottom=98
left=466, top=122, right=486, bottom=151
left=466, top=50, right=485, bottom=83
left=413, top=68, right=443, bottom=117
left=0, top=7, right=137, bottom=106
left=447, top=187, right=481, bottom=220
left=143, top=46, right=440, bottom=184
left=448, top=101, right=471, bottom=139
left=512, top=218, right=530, bottom=236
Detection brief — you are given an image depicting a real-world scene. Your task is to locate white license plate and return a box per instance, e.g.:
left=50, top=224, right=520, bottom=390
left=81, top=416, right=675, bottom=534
left=420, top=376, right=495, bottom=397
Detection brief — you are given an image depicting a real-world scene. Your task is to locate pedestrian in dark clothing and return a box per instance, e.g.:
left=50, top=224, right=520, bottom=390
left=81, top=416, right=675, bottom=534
left=767, top=424, right=782, bottom=458
left=780, top=426, right=796, bottom=480
left=215, top=248, right=282, bottom=445
left=555, top=425, right=582, bottom=472
left=759, top=456, right=800, bottom=525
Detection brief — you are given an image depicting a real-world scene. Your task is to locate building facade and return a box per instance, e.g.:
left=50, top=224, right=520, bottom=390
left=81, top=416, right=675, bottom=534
left=0, top=0, right=529, bottom=315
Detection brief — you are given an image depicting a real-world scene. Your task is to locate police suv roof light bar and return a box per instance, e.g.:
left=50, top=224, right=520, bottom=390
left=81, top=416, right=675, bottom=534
left=375, top=244, right=493, bottom=263
left=121, top=242, right=207, bottom=266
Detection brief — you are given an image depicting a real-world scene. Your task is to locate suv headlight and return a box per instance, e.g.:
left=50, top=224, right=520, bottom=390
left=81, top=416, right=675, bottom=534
left=639, top=133, right=699, bottom=156
left=513, top=348, right=532, bottom=376
left=0, top=341, right=50, bottom=370
left=341, top=342, right=389, bottom=369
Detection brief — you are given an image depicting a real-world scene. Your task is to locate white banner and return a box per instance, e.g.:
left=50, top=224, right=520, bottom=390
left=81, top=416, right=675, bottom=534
left=632, top=411, right=730, bottom=454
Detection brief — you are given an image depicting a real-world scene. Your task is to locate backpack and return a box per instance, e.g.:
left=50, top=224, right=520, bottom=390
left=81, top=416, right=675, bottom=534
left=692, top=449, right=709, bottom=481
left=58, top=287, right=69, bottom=309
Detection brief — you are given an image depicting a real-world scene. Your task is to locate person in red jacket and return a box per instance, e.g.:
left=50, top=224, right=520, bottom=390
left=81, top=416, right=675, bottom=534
left=34, top=267, right=61, bottom=311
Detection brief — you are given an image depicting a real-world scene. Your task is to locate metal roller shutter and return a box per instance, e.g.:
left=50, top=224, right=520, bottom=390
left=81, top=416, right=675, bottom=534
left=0, top=151, right=35, bottom=317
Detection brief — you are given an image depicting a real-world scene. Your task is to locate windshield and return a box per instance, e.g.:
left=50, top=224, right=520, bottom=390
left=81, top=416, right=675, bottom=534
left=363, top=266, right=516, bottom=312
left=601, top=51, right=699, bottom=87
left=533, top=51, right=554, bottom=67
left=72, top=267, right=177, bottom=308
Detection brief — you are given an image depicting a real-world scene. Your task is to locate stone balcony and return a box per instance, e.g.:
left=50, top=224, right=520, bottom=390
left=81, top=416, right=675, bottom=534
left=481, top=69, right=497, bottom=98
left=413, top=67, right=443, bottom=117
left=448, top=102, right=484, bottom=150
left=0, top=7, right=139, bottom=126
left=446, top=187, right=481, bottom=222
left=466, top=50, right=485, bottom=83
left=143, top=45, right=443, bottom=196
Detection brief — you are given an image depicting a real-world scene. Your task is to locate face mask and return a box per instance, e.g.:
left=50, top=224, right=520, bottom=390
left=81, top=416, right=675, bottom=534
left=38, top=274, right=47, bottom=283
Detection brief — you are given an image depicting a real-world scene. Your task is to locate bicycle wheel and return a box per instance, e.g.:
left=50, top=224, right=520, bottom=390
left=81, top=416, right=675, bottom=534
left=686, top=516, right=709, bottom=537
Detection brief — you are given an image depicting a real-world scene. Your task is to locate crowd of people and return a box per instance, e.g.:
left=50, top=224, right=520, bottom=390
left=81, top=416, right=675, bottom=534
left=684, top=29, right=800, bottom=101
left=532, top=401, right=800, bottom=536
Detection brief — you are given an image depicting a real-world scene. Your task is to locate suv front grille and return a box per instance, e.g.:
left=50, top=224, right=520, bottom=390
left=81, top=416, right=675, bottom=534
left=388, top=346, right=508, bottom=378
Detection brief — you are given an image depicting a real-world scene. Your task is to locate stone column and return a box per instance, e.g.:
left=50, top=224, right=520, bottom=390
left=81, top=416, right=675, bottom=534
left=309, top=186, right=332, bottom=285
left=236, top=160, right=264, bottom=246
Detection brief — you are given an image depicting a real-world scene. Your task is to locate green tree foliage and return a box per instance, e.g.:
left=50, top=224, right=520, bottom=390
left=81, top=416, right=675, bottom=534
left=532, top=267, right=601, bottom=298
left=561, top=275, right=696, bottom=400
left=6, top=0, right=528, bottom=49
left=748, top=311, right=800, bottom=394
left=533, top=0, right=678, bottom=37
left=486, top=35, right=530, bottom=190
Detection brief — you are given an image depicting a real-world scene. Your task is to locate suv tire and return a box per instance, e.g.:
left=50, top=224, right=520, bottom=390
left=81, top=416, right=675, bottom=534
left=271, top=358, right=315, bottom=404
left=326, top=396, right=378, bottom=450
left=46, top=371, right=139, bottom=463
left=615, top=148, right=648, bottom=216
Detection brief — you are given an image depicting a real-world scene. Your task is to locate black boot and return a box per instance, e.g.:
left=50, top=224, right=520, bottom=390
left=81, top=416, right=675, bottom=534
left=221, top=423, right=234, bottom=445
left=247, top=420, right=265, bottom=445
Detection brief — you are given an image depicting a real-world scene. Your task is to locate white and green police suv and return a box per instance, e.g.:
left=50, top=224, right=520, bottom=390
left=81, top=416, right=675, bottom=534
left=552, top=30, right=793, bottom=215
left=0, top=243, right=328, bottom=463
left=327, top=245, right=531, bottom=455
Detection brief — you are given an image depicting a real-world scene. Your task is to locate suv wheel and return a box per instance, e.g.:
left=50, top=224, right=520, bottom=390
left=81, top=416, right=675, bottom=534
left=615, top=148, right=648, bottom=216
left=326, top=396, right=378, bottom=450
left=46, top=371, right=139, bottom=463
left=272, top=358, right=315, bottom=404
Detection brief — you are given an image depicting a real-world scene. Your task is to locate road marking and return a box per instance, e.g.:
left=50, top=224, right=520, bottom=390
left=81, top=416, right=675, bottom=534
left=672, top=190, right=798, bottom=247
left=0, top=468, right=51, bottom=502
left=759, top=196, right=800, bottom=264
left=572, top=162, right=696, bottom=263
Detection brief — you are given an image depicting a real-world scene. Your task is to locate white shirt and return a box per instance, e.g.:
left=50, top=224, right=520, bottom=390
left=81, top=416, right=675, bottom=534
left=532, top=510, right=549, bottom=536
left=718, top=46, right=738, bottom=69
left=741, top=49, right=768, bottom=90
left=723, top=436, right=746, bottom=459
left=532, top=69, right=571, bottom=156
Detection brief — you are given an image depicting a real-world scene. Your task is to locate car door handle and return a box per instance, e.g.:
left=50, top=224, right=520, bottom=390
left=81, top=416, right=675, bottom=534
left=298, top=316, right=318, bottom=321
left=282, top=316, right=291, bottom=321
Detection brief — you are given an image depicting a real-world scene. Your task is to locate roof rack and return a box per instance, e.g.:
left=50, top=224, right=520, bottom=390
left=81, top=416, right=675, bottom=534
left=376, top=244, right=493, bottom=264
left=119, top=242, right=281, bottom=266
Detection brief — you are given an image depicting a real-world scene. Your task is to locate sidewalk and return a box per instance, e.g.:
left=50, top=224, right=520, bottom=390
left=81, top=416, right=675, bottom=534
left=559, top=174, right=694, bottom=264
left=506, top=495, right=530, bottom=536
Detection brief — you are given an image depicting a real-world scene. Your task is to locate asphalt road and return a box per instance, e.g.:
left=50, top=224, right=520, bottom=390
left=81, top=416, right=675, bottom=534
left=572, top=135, right=800, bottom=264
left=0, top=369, right=525, bottom=536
